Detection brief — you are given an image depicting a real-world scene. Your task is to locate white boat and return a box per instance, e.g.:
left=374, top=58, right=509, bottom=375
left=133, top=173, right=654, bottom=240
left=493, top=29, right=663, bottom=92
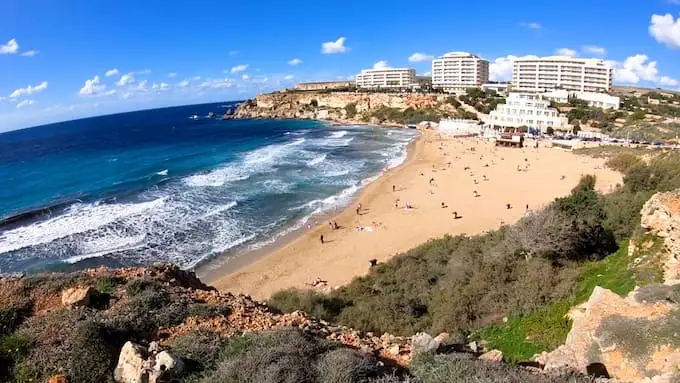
left=189, top=115, right=199, bottom=120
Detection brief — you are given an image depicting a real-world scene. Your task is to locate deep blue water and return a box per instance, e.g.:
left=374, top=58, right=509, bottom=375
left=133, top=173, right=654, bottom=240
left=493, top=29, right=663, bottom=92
left=0, top=102, right=417, bottom=273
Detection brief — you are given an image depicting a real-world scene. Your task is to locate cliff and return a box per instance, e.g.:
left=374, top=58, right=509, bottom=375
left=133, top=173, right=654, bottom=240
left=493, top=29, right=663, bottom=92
left=233, top=91, right=475, bottom=125
left=537, top=190, right=680, bottom=382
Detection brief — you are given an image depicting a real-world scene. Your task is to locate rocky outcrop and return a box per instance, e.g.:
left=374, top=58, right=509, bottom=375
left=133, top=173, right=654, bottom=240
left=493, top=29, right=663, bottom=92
left=61, top=286, right=98, bottom=307
left=539, top=190, right=680, bottom=382
left=641, top=190, right=680, bottom=285
left=233, top=91, right=462, bottom=124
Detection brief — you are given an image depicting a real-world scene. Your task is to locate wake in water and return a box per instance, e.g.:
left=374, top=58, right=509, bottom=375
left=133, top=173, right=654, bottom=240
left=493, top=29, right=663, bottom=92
left=0, top=120, right=418, bottom=274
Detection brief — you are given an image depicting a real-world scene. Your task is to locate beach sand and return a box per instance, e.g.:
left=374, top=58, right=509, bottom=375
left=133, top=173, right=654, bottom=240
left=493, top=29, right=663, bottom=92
left=210, top=130, right=622, bottom=300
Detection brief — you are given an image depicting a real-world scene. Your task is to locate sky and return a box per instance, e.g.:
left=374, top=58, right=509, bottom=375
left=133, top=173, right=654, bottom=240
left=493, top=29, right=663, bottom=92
left=1, top=0, right=680, bottom=132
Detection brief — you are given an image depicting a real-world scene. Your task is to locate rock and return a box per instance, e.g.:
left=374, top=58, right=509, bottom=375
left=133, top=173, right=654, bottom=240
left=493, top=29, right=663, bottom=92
left=148, top=341, right=160, bottom=355
left=411, top=332, right=440, bottom=354
left=468, top=341, right=478, bottom=353
left=48, top=375, right=67, bottom=383
left=434, top=333, right=451, bottom=346
left=479, top=349, right=503, bottom=363
left=387, top=344, right=401, bottom=356
left=114, top=341, right=148, bottom=383
left=61, top=286, right=97, bottom=307
left=150, top=351, right=185, bottom=383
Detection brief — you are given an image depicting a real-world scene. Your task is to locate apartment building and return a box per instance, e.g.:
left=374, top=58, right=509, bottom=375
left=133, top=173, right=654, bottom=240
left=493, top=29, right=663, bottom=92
left=355, top=68, right=416, bottom=89
left=432, top=52, right=489, bottom=94
left=542, top=89, right=620, bottom=110
left=486, top=93, right=570, bottom=133
left=512, top=57, right=613, bottom=93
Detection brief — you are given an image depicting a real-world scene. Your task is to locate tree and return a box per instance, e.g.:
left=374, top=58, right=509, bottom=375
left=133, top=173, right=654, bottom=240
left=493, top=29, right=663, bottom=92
left=546, top=126, right=555, bottom=135
left=344, top=103, right=357, bottom=118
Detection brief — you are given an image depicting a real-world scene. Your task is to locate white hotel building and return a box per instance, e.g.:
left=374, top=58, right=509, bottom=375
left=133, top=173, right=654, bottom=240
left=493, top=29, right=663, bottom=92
left=512, top=57, right=613, bottom=93
left=541, top=89, right=620, bottom=110
left=431, top=52, right=489, bottom=94
left=486, top=93, right=570, bottom=133
left=355, top=68, right=416, bottom=89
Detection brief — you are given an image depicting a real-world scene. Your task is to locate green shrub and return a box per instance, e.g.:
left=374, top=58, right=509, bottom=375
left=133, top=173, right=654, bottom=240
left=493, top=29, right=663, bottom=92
left=268, top=289, right=346, bottom=321
left=66, top=320, right=119, bottom=383
left=318, top=348, right=380, bottom=382
left=344, top=103, right=357, bottom=118
left=0, top=299, right=33, bottom=336
left=170, top=329, right=225, bottom=372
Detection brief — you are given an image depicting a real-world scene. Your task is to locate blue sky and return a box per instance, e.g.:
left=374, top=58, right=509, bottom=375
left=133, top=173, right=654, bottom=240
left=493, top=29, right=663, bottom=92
left=1, top=0, right=680, bottom=132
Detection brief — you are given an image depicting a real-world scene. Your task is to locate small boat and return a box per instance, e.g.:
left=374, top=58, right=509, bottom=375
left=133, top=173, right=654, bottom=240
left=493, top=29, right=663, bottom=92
left=189, top=115, right=199, bottom=120
left=207, top=112, right=215, bottom=118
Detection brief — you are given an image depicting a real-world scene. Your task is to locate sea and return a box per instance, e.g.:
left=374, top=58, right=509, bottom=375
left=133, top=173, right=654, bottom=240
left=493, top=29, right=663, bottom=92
left=0, top=102, right=418, bottom=274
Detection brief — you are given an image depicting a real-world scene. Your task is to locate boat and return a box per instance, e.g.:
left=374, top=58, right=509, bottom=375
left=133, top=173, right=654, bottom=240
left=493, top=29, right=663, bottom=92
left=189, top=115, right=199, bottom=120
left=207, top=112, right=215, bottom=118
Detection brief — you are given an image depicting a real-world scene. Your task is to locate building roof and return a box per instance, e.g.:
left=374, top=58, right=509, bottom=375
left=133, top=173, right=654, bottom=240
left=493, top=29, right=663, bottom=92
left=437, top=52, right=485, bottom=60
left=513, top=56, right=610, bottom=67
left=359, top=67, right=414, bottom=73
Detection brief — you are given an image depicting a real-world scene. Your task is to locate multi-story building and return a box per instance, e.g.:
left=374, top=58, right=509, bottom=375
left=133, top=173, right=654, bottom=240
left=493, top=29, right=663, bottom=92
left=355, top=68, right=416, bottom=89
left=294, top=81, right=355, bottom=91
left=431, top=52, right=489, bottom=94
left=512, top=57, right=613, bottom=93
left=541, top=89, right=620, bottom=110
left=486, top=93, right=570, bottom=133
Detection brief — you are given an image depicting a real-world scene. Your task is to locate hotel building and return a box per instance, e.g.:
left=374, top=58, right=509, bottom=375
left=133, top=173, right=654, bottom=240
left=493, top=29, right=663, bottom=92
left=355, top=68, right=416, bottom=89
left=431, top=52, right=489, bottom=94
left=541, top=89, right=620, bottom=110
left=512, top=57, right=613, bottom=93
left=486, top=93, right=570, bottom=133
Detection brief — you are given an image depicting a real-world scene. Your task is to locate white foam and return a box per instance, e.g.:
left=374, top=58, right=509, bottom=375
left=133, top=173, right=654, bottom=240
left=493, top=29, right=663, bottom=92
left=307, top=154, right=327, bottom=166
left=64, top=233, right=148, bottom=264
left=184, top=165, right=250, bottom=187
left=156, top=169, right=168, bottom=176
left=0, top=198, right=166, bottom=254
left=330, top=130, right=348, bottom=138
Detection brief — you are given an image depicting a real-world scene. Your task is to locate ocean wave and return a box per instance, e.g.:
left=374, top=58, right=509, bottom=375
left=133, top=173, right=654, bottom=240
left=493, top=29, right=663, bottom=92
left=0, top=198, right=166, bottom=254
left=156, top=169, right=168, bottom=176
left=330, top=130, right=348, bottom=138
left=306, top=153, right=327, bottom=166
left=183, top=165, right=250, bottom=187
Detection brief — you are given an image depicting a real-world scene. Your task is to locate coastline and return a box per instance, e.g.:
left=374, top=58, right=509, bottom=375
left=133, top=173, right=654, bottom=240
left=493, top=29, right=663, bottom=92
left=197, top=128, right=423, bottom=284
left=208, top=130, right=622, bottom=301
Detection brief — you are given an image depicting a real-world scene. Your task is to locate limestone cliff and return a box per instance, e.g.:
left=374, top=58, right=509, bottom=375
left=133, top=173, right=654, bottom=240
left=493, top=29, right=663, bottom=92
left=538, top=190, right=680, bottom=382
left=233, top=91, right=464, bottom=124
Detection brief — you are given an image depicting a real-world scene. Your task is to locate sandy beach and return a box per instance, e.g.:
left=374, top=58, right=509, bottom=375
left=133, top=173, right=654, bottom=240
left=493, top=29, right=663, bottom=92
left=210, top=130, right=622, bottom=300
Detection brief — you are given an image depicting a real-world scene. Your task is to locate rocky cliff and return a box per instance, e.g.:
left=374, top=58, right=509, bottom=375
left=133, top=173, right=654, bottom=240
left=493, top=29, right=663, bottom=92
left=233, top=91, right=462, bottom=124
left=537, top=190, right=680, bottom=382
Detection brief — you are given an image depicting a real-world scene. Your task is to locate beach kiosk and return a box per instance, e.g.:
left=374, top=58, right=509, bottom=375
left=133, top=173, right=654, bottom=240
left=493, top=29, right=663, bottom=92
left=495, top=133, right=524, bottom=148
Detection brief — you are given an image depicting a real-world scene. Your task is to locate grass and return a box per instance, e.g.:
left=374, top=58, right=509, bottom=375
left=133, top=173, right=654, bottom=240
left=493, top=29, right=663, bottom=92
left=477, top=242, right=638, bottom=363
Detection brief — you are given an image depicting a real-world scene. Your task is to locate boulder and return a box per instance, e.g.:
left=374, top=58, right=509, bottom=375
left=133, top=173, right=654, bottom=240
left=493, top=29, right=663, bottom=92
left=61, top=286, right=97, bottom=307
left=411, top=332, right=440, bottom=354
left=479, top=350, right=503, bottom=363
left=114, top=342, right=148, bottom=383
left=150, top=351, right=185, bottom=383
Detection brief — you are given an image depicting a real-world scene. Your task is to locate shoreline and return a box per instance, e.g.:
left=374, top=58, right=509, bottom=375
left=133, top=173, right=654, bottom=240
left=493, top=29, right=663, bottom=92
left=198, top=129, right=423, bottom=284
left=209, top=130, right=623, bottom=300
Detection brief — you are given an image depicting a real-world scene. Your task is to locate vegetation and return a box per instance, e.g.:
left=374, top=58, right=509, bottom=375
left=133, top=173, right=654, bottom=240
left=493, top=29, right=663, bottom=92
left=344, top=102, right=357, bottom=118
left=367, top=106, right=443, bottom=124
left=270, top=148, right=680, bottom=364
left=458, top=87, right=505, bottom=114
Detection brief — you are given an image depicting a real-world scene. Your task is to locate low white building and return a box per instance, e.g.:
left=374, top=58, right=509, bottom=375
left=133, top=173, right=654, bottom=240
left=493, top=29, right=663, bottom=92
left=541, top=89, right=620, bottom=110
left=485, top=93, right=570, bottom=133
left=482, top=83, right=511, bottom=96
left=438, top=119, right=481, bottom=136
left=355, top=68, right=416, bottom=89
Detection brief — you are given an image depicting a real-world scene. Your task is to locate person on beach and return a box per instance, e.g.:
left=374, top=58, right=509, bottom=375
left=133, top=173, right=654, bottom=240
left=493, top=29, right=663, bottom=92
left=320, top=234, right=324, bottom=244
left=506, top=203, right=512, bottom=209
left=453, top=211, right=459, bottom=219
left=392, top=184, right=396, bottom=192
left=333, top=221, right=339, bottom=230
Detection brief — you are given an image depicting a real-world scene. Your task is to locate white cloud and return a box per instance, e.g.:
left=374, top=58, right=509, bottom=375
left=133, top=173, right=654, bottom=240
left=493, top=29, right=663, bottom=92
left=167, top=72, right=178, bottom=78
left=242, top=74, right=250, bottom=80
left=555, top=48, right=578, bottom=57
left=408, top=53, right=434, bottom=62
left=612, top=54, right=658, bottom=83
left=252, top=76, right=268, bottom=84
left=200, top=78, right=236, bottom=89
left=321, top=37, right=348, bottom=54
left=16, top=100, right=36, bottom=108
left=121, top=92, right=134, bottom=100
left=228, top=50, right=239, bottom=56
left=650, top=14, right=680, bottom=49
left=20, top=50, right=38, bottom=57
left=520, top=22, right=542, bottom=30
left=660, top=76, right=679, bottom=86
left=489, top=54, right=538, bottom=81
left=116, top=74, right=135, bottom=86
left=373, top=60, right=390, bottom=70
left=134, top=69, right=151, bottom=75
left=104, top=89, right=117, bottom=96
left=105, top=68, right=119, bottom=77
left=152, top=82, right=170, bottom=91
left=177, top=80, right=190, bottom=88
left=284, top=75, right=294, bottom=81
left=9, top=81, right=49, bottom=98
left=191, top=76, right=201, bottom=80
left=79, top=76, right=105, bottom=96
left=288, top=58, right=303, bottom=66
left=582, top=45, right=606, bottom=56
left=0, top=39, right=19, bottom=54
left=422, top=71, right=432, bottom=76
left=134, top=80, right=148, bottom=91
left=230, top=64, right=248, bottom=74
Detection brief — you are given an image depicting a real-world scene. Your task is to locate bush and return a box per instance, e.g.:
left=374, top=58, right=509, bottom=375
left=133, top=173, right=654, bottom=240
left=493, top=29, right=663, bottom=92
left=409, top=353, right=590, bottom=383
left=66, top=320, right=119, bottom=383
left=170, top=329, right=225, bottom=373
left=606, top=153, right=642, bottom=173
left=269, top=289, right=346, bottom=321
left=344, top=103, right=357, bottom=118
left=0, top=299, right=33, bottom=336
left=318, top=348, right=380, bottom=382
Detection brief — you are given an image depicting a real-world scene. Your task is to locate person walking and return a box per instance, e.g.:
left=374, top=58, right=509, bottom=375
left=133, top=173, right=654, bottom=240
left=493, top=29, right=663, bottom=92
left=320, top=234, right=324, bottom=244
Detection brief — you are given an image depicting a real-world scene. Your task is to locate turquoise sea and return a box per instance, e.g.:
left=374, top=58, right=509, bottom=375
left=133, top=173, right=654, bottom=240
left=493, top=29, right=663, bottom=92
left=0, top=102, right=418, bottom=273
